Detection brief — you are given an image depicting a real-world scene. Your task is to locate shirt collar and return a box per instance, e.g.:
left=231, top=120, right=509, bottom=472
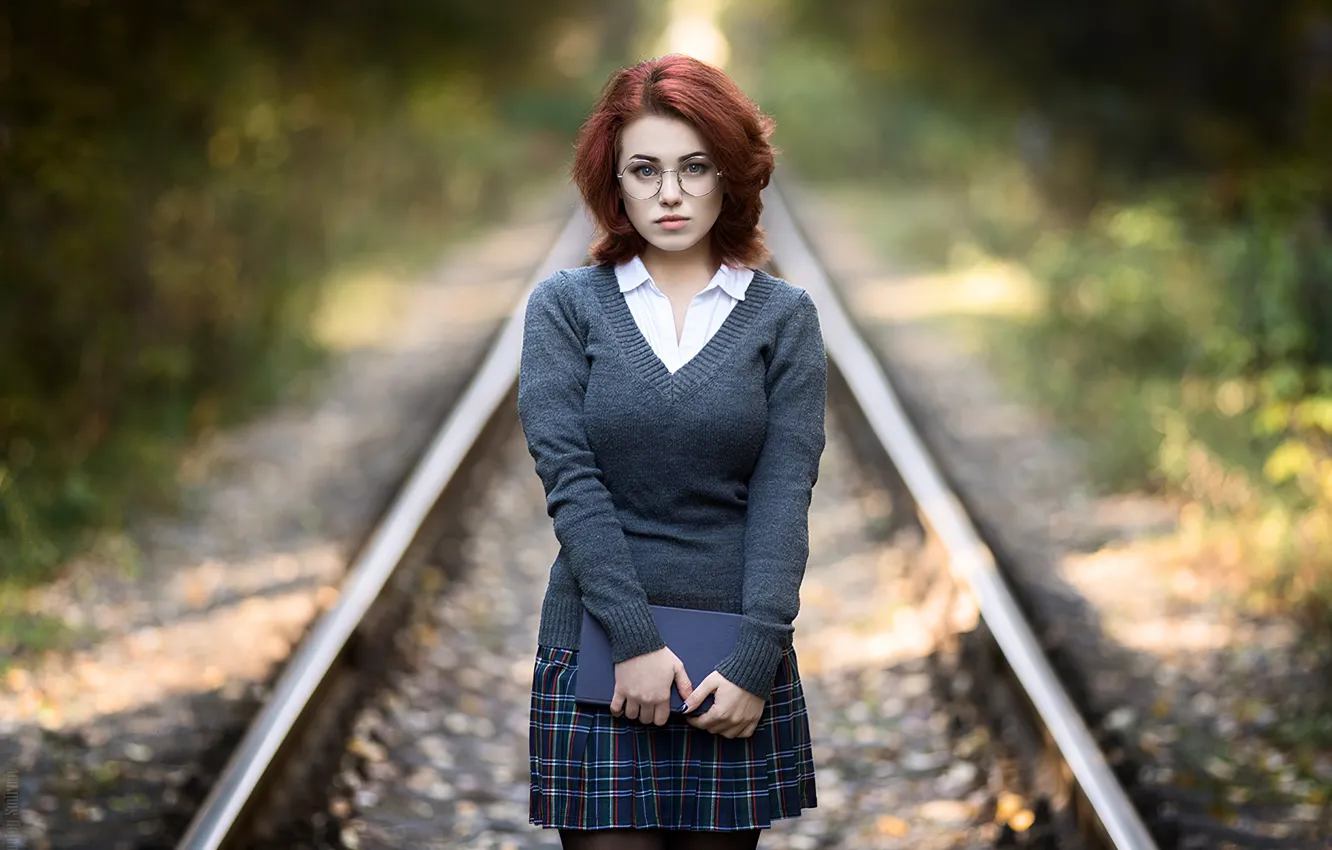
left=614, top=256, right=755, bottom=301
left=614, top=256, right=653, bottom=293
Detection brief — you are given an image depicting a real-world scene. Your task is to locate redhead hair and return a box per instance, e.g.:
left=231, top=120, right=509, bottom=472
left=571, top=54, right=777, bottom=268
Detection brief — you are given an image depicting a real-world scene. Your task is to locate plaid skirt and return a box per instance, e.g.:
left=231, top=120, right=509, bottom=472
left=528, top=645, right=818, bottom=831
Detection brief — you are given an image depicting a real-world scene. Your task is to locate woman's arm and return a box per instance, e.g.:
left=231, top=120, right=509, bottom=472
left=517, top=272, right=665, bottom=663
left=714, top=290, right=827, bottom=700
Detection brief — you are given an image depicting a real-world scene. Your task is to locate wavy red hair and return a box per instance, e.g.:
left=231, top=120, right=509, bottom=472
left=571, top=54, right=777, bottom=268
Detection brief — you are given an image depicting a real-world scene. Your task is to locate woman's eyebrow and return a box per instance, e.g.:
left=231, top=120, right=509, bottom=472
left=624, top=150, right=710, bottom=163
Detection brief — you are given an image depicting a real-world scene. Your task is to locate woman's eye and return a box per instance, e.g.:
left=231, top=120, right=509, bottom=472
left=685, top=162, right=709, bottom=175
left=633, top=165, right=658, bottom=178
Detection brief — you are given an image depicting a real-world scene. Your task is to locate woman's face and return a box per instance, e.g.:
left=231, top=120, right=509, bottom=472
left=617, top=113, right=723, bottom=256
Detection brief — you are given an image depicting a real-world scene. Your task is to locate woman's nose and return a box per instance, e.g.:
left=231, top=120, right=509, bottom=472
left=658, top=174, right=683, bottom=205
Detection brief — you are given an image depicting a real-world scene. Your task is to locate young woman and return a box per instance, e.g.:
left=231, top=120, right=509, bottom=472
left=518, top=53, right=826, bottom=850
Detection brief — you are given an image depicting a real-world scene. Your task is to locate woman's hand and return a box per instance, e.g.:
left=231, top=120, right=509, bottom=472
left=612, top=647, right=693, bottom=727
left=682, top=671, right=765, bottom=738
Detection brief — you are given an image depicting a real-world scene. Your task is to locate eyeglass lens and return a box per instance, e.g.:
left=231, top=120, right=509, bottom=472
left=620, top=159, right=719, bottom=200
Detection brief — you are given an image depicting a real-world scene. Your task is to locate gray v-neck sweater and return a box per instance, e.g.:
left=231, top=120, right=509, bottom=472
left=516, top=262, right=827, bottom=699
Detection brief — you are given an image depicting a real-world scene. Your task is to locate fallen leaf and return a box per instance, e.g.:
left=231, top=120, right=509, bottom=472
left=995, top=792, right=1025, bottom=823
left=876, top=814, right=909, bottom=836
left=1009, top=808, right=1036, bottom=831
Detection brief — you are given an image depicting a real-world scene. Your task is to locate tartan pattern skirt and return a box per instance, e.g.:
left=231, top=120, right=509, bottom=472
left=528, top=645, right=818, bottom=831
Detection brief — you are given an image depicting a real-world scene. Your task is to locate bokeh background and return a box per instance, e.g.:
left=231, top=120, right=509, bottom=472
left=4, top=0, right=1332, bottom=665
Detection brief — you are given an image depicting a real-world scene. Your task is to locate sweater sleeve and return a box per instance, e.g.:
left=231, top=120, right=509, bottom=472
left=714, top=290, right=828, bottom=699
left=516, top=272, right=666, bottom=663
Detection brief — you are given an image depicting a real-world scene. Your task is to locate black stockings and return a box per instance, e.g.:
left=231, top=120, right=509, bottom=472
left=559, top=829, right=663, bottom=850
left=558, top=828, right=762, bottom=850
left=664, top=830, right=762, bottom=850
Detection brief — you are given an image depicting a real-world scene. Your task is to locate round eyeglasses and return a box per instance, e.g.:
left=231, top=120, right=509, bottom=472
left=616, top=158, right=722, bottom=200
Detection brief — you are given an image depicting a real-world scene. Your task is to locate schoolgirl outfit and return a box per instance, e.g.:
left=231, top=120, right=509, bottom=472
left=517, top=257, right=827, bottom=832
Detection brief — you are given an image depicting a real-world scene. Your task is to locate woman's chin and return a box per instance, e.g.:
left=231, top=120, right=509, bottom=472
left=645, top=232, right=707, bottom=254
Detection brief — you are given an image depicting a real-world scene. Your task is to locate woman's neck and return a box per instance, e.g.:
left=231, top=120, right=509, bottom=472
left=641, top=241, right=720, bottom=295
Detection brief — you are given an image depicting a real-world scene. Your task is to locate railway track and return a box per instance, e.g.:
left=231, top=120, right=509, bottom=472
left=171, top=184, right=1166, bottom=850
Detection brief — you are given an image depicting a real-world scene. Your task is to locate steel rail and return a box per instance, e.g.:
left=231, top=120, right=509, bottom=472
left=762, top=180, right=1159, bottom=850
left=174, top=205, right=595, bottom=850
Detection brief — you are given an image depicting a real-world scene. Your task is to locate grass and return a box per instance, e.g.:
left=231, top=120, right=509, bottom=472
left=0, top=590, right=79, bottom=670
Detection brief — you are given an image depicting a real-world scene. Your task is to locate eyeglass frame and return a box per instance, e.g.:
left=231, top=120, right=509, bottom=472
left=615, top=159, right=723, bottom=200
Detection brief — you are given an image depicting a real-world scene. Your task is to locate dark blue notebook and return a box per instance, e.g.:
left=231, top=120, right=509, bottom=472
left=575, top=605, right=744, bottom=714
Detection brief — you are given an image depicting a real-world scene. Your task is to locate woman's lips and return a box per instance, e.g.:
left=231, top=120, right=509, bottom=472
left=658, top=218, right=689, bottom=231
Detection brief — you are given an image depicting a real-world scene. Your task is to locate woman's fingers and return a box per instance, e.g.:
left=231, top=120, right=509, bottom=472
left=689, top=715, right=760, bottom=736
left=651, top=702, right=670, bottom=726
left=692, top=708, right=728, bottom=734
left=612, top=646, right=688, bottom=726
left=682, top=674, right=766, bottom=738
left=621, top=696, right=673, bottom=725
left=618, top=667, right=765, bottom=733
left=680, top=672, right=721, bottom=714
left=673, top=663, right=694, bottom=703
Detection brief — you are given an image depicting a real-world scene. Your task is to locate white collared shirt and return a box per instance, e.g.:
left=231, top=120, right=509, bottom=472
left=613, top=256, right=755, bottom=374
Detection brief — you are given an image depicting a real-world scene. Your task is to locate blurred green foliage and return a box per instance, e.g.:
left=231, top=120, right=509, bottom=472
left=1, top=1, right=635, bottom=587
left=779, top=0, right=1332, bottom=198
left=729, top=0, right=1332, bottom=628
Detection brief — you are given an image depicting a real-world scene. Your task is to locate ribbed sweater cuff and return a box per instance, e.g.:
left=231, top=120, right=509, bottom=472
left=714, top=623, right=784, bottom=701
left=599, top=600, right=666, bottom=663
